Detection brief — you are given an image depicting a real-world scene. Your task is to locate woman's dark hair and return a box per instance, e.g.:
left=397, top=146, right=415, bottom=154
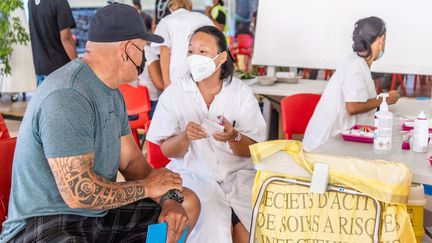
left=352, top=16, right=386, bottom=58
left=219, top=0, right=225, bottom=6
left=192, top=25, right=235, bottom=84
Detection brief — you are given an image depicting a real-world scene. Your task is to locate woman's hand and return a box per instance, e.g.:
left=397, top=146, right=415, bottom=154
left=185, top=122, right=208, bottom=141
left=387, top=90, right=399, bottom=105
left=213, top=116, right=237, bottom=142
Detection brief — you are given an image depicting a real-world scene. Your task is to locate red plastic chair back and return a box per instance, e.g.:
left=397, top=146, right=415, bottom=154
left=118, top=84, right=151, bottom=147
left=0, top=137, right=17, bottom=231
left=281, top=94, right=321, bottom=139
left=144, top=121, right=170, bottom=169
left=237, top=34, right=254, bottom=51
left=231, top=34, right=254, bottom=71
left=0, top=114, right=10, bottom=140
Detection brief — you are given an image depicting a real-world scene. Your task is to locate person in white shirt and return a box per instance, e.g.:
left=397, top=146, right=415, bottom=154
left=147, top=26, right=266, bottom=243
left=151, top=0, right=213, bottom=88
left=136, top=14, right=164, bottom=118
left=303, top=16, right=399, bottom=151
left=137, top=45, right=163, bottom=118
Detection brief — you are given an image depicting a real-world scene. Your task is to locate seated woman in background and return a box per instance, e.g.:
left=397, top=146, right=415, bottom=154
left=303, top=16, right=399, bottom=151
left=147, top=26, right=266, bottom=243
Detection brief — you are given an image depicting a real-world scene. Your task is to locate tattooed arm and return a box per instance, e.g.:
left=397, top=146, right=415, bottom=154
left=47, top=135, right=183, bottom=210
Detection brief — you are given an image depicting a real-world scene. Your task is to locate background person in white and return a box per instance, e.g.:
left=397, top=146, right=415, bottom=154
left=303, top=16, right=399, bottom=151
left=147, top=26, right=266, bottom=243
left=151, top=0, right=213, bottom=88
left=139, top=45, right=164, bottom=118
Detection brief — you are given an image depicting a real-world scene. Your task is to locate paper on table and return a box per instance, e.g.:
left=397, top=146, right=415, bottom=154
left=201, top=119, right=224, bottom=135
left=146, top=222, right=188, bottom=243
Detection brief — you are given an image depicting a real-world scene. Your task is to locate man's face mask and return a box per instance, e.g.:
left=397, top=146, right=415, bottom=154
left=125, top=42, right=146, bottom=76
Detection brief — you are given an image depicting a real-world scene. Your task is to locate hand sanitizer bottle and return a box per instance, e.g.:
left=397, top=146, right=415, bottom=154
left=374, top=93, right=393, bottom=155
left=412, top=111, right=428, bottom=153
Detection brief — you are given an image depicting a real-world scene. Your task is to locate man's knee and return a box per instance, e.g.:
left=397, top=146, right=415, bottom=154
left=182, top=187, right=201, bottom=225
left=183, top=187, right=201, bottom=210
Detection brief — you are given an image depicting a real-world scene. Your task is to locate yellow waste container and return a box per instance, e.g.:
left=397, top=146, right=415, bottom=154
left=407, top=183, right=426, bottom=243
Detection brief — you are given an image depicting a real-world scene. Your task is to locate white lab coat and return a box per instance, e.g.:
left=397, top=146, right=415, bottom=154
left=151, top=8, right=213, bottom=83
left=139, top=46, right=161, bottom=101
left=146, top=75, right=266, bottom=243
left=303, top=53, right=377, bottom=151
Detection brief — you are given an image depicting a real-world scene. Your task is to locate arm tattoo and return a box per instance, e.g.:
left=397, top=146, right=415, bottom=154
left=48, top=153, right=146, bottom=210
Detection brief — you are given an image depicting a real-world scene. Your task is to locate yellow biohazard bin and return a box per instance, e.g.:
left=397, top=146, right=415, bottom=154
left=407, top=183, right=426, bottom=243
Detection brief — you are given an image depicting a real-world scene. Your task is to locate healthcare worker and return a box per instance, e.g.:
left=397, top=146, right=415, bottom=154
left=147, top=26, right=266, bottom=243
left=303, top=16, right=399, bottom=151
left=151, top=0, right=213, bottom=88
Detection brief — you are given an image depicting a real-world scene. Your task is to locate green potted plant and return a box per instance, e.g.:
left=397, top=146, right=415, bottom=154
left=0, top=0, right=30, bottom=75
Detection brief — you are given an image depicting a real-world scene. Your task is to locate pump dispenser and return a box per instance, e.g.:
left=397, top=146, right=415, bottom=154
left=412, top=111, right=429, bottom=153
left=374, top=93, right=393, bottom=154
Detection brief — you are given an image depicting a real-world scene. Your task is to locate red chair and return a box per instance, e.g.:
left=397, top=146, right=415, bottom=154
left=231, top=34, right=254, bottom=71
left=0, top=137, right=17, bottom=231
left=118, top=84, right=151, bottom=148
left=0, top=114, right=10, bottom=140
left=390, top=74, right=407, bottom=96
left=144, top=121, right=170, bottom=169
left=281, top=94, right=321, bottom=139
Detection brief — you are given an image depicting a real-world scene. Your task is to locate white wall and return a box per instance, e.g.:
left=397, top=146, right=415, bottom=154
left=252, top=0, right=432, bottom=75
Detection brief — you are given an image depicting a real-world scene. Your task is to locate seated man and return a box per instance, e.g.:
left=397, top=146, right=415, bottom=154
left=0, top=3, right=200, bottom=243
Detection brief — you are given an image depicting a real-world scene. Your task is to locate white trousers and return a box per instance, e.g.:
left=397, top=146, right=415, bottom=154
left=180, top=169, right=256, bottom=243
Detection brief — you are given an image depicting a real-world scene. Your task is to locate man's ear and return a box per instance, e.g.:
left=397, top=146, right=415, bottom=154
left=120, top=41, right=129, bottom=61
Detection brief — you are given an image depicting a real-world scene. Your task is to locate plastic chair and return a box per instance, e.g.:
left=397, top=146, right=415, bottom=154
left=118, top=84, right=151, bottom=148
left=390, top=74, right=407, bottom=96
left=144, top=121, right=170, bottom=169
left=0, top=114, right=10, bottom=140
left=231, top=34, right=254, bottom=71
left=0, top=137, right=17, bottom=231
left=281, top=94, right=321, bottom=139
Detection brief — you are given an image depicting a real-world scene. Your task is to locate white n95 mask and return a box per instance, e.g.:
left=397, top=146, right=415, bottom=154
left=187, top=53, right=222, bottom=82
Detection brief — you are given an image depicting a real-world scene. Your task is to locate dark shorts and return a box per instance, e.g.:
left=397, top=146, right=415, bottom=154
left=10, top=199, right=161, bottom=243
left=231, top=208, right=241, bottom=227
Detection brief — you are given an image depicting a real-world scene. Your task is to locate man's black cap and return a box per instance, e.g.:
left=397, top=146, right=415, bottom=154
left=88, top=3, right=164, bottom=43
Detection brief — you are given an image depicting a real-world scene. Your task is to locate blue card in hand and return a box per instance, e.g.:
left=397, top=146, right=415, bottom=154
left=146, top=222, right=188, bottom=243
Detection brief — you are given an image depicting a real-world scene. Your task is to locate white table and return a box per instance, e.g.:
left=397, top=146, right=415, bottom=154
left=251, top=79, right=328, bottom=139
left=250, top=79, right=327, bottom=97
left=315, top=98, right=432, bottom=184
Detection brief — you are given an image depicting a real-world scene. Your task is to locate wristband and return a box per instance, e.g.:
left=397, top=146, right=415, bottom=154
left=228, top=131, right=241, bottom=143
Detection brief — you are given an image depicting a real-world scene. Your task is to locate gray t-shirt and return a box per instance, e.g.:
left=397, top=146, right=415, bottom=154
left=0, top=59, right=131, bottom=242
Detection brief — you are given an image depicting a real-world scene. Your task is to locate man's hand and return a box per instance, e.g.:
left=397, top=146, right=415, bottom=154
left=158, top=200, right=189, bottom=243
left=142, top=168, right=183, bottom=199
